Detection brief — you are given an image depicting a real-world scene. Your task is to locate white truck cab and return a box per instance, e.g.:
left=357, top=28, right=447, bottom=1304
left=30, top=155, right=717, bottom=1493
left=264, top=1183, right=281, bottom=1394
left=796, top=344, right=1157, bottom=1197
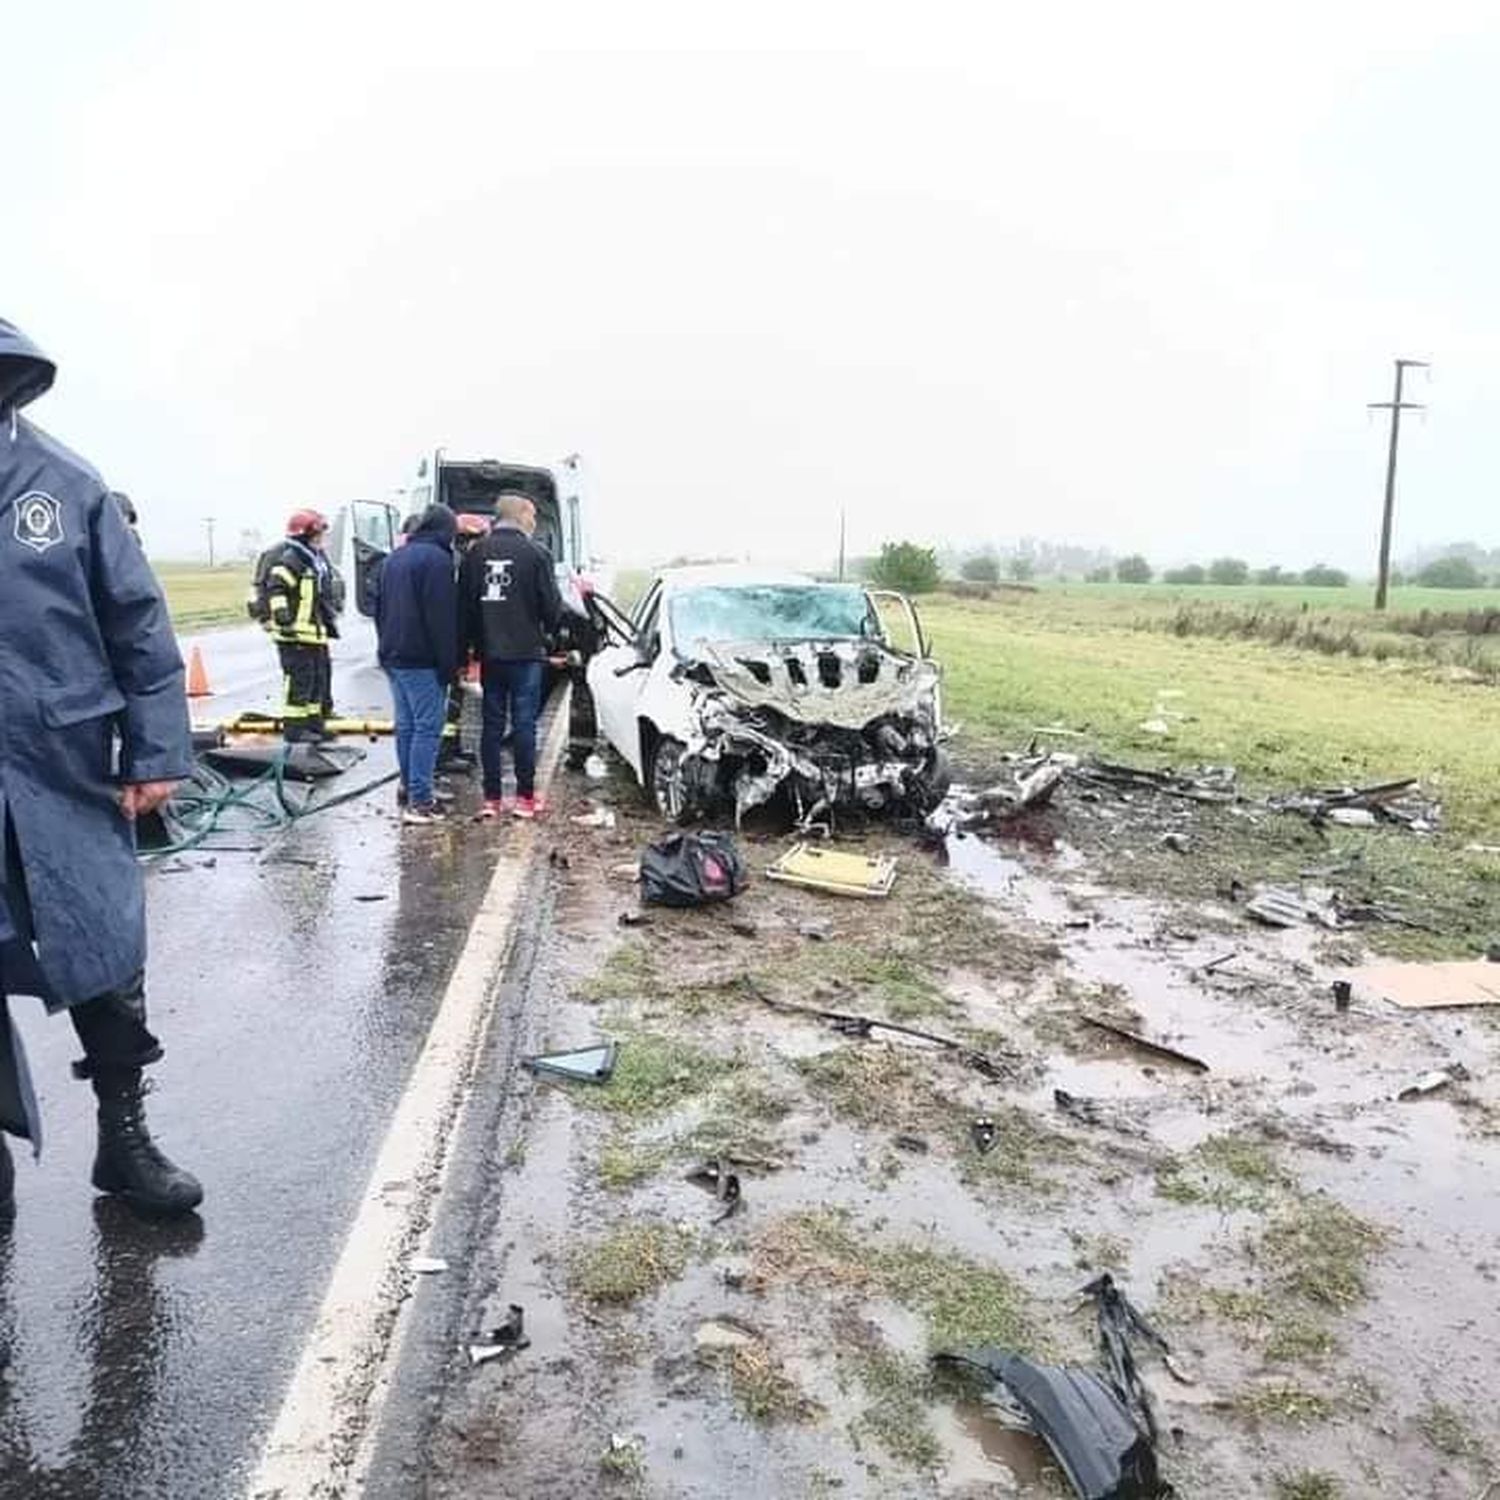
left=326, top=451, right=590, bottom=618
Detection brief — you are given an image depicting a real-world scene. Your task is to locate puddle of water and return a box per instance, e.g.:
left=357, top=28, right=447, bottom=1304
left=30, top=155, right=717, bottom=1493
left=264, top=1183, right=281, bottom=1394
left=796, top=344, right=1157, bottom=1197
left=932, top=1399, right=1055, bottom=1493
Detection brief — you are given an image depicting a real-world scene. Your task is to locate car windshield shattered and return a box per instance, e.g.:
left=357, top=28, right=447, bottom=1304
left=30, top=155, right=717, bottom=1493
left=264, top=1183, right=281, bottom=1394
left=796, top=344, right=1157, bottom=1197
left=669, top=584, right=876, bottom=656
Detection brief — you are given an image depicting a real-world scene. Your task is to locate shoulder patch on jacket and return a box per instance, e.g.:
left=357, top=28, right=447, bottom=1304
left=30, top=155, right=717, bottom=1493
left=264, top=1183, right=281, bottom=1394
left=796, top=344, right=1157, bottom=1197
left=13, top=491, right=65, bottom=554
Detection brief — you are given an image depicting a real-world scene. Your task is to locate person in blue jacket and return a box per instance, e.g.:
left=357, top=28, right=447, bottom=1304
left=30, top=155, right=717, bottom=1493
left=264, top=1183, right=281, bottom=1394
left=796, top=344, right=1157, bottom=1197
left=0, top=318, right=202, bottom=1220
left=375, top=502, right=460, bottom=824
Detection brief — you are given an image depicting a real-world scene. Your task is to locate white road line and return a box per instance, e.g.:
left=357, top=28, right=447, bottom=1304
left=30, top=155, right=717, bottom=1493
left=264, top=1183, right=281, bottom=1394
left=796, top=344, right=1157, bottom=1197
left=248, top=695, right=571, bottom=1499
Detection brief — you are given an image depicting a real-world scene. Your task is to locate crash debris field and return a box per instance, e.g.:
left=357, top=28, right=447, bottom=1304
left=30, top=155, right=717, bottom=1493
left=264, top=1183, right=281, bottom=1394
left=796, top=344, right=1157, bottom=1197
left=419, top=588, right=1500, bottom=1499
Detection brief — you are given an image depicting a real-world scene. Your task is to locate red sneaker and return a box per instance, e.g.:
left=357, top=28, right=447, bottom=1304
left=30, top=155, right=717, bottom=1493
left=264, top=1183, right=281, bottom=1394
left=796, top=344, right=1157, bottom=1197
left=511, top=794, right=546, bottom=820
left=476, top=798, right=506, bottom=822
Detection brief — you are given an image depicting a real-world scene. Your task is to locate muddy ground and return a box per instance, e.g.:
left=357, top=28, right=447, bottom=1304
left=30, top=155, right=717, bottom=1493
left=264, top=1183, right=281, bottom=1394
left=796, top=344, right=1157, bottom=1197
left=424, top=762, right=1500, bottom=1500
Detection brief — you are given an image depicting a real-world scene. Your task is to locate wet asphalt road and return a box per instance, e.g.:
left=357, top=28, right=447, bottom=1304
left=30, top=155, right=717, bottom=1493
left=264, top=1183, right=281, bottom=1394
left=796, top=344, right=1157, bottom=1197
left=0, top=625, right=506, bottom=1498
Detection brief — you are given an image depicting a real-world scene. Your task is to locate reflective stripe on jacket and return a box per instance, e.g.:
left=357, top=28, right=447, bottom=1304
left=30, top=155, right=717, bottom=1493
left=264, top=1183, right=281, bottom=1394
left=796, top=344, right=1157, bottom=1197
left=266, top=545, right=330, bottom=644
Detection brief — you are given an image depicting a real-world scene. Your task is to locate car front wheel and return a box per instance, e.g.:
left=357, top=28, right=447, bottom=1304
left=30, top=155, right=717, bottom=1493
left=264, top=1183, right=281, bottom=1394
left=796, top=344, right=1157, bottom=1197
left=648, top=735, right=690, bottom=821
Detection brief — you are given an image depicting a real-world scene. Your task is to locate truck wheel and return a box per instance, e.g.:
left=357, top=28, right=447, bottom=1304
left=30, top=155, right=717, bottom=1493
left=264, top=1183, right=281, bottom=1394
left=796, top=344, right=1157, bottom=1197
left=648, top=736, right=690, bottom=821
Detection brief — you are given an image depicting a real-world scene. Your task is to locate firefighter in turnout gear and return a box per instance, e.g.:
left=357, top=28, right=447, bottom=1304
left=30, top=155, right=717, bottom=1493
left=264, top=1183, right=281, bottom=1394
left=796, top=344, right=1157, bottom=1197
left=264, top=510, right=339, bottom=742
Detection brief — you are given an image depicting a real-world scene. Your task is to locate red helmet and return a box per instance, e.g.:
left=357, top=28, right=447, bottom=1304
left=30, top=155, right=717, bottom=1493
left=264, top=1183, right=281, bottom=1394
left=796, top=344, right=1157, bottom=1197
left=455, top=513, right=490, bottom=537
left=287, top=508, right=329, bottom=538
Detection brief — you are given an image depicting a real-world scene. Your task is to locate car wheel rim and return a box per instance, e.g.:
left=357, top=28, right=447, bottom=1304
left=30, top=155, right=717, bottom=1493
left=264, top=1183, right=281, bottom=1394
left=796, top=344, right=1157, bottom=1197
left=654, top=749, right=683, bottom=819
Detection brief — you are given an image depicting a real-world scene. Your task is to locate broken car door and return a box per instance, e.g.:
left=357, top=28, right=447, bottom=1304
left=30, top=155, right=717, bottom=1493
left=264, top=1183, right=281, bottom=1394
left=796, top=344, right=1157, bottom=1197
left=586, top=584, right=661, bottom=778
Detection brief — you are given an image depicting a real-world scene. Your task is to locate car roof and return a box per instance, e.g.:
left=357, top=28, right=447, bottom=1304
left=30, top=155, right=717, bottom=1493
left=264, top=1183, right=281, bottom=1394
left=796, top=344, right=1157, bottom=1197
left=655, top=564, right=850, bottom=592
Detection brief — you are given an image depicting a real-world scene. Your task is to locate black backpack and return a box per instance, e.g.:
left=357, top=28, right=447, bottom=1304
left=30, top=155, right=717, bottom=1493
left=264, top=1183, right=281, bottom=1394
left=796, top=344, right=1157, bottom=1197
left=246, top=544, right=284, bottom=624
left=640, top=832, right=749, bottom=908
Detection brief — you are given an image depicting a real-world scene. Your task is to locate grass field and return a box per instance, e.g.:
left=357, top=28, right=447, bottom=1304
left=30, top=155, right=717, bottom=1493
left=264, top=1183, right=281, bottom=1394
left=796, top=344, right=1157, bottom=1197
left=155, top=563, right=248, bottom=631
left=920, top=588, right=1500, bottom=956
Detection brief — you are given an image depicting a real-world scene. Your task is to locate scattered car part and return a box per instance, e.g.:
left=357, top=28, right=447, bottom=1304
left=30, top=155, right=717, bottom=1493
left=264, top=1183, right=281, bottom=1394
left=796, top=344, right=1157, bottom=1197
left=1397, top=1063, right=1471, bottom=1101
left=409, top=1255, right=449, bottom=1275
left=933, top=1349, right=1174, bottom=1500
left=970, top=1117, right=998, bottom=1154
left=1053, top=1090, right=1148, bottom=1139
left=1269, top=776, right=1440, bottom=833
left=468, top=1304, right=529, bottom=1366
left=640, top=831, right=749, bottom=908
left=892, top=1133, right=929, bottom=1154
left=752, top=987, right=1016, bottom=1079
left=573, top=807, right=617, bottom=830
left=617, top=911, right=654, bottom=928
left=1080, top=1273, right=1191, bottom=1428
left=686, top=1159, right=743, bottom=1222
left=1332, top=979, right=1352, bottom=1012
left=1080, top=1014, right=1208, bottom=1073
left=522, top=1042, right=619, bottom=1084
left=764, top=843, right=897, bottom=898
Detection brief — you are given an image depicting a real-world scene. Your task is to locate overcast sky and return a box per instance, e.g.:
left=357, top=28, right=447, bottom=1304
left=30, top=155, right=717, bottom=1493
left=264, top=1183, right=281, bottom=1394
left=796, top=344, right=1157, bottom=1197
left=7, top=1, right=1497, bottom=570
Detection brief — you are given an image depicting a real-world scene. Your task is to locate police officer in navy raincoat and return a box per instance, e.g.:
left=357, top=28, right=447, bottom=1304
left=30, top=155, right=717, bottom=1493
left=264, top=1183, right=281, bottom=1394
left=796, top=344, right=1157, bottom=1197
left=0, top=318, right=202, bottom=1220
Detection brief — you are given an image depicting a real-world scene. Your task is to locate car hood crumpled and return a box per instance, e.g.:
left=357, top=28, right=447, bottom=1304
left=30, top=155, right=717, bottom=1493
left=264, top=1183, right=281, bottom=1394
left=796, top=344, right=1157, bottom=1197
left=689, top=638, right=940, bottom=730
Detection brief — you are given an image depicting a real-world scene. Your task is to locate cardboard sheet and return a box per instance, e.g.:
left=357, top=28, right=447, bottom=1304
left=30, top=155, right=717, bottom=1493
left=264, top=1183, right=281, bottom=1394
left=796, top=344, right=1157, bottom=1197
left=1353, top=959, right=1500, bottom=1010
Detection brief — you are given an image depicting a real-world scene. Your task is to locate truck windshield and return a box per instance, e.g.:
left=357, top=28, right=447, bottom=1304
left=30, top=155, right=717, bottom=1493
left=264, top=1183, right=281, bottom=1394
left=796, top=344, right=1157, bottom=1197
left=670, top=584, right=877, bottom=655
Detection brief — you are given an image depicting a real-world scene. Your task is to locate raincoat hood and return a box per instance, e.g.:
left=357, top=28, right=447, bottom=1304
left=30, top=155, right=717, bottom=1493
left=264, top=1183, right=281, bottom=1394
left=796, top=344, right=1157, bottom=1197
left=0, top=319, right=57, bottom=418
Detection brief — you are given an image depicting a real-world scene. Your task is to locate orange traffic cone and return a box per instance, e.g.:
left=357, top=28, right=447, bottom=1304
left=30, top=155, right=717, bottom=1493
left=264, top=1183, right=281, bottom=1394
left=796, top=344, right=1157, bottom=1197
left=186, top=645, right=213, bottom=698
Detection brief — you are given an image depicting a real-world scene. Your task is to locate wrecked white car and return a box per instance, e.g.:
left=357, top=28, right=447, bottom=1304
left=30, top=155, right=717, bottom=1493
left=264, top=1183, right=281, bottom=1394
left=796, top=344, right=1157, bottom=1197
left=579, top=566, right=949, bottom=826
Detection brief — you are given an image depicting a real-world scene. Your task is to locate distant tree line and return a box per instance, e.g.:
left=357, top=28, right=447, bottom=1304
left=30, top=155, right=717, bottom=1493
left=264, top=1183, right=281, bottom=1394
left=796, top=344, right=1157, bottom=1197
left=854, top=539, right=1500, bottom=593
left=1085, top=556, right=1352, bottom=587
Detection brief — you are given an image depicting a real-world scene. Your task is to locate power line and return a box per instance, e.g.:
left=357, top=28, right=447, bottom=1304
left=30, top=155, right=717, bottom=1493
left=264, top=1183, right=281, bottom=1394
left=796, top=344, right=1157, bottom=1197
left=1368, top=358, right=1428, bottom=611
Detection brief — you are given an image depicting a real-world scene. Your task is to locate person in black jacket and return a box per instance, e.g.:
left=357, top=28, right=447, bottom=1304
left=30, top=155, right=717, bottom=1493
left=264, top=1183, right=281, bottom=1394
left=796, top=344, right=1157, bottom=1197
left=376, top=504, right=460, bottom=824
left=460, top=495, right=564, bottom=819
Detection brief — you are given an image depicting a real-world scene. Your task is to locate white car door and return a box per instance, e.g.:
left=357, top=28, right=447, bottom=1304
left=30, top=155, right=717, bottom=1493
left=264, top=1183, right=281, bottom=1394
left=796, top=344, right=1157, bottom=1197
left=586, top=583, right=663, bottom=779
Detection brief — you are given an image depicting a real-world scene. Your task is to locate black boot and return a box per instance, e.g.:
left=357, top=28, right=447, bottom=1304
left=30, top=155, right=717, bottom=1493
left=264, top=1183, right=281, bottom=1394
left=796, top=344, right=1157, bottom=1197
left=91, top=1072, right=203, bottom=1218
left=0, top=1134, right=13, bottom=1223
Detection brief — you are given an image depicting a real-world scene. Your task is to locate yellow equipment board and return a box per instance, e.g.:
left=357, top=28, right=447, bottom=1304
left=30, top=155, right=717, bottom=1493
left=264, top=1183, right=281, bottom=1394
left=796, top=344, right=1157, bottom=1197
left=764, top=843, right=897, bottom=898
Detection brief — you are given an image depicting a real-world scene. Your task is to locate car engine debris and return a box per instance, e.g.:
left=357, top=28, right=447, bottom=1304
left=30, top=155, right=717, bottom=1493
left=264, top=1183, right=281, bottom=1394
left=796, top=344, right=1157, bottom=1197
left=670, top=638, right=948, bottom=828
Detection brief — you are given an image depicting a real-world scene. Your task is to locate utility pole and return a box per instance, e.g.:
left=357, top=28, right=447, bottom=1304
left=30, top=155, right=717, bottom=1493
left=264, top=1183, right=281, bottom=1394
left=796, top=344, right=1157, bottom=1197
left=837, top=507, right=847, bottom=582
left=204, top=516, right=217, bottom=569
left=1368, top=358, right=1428, bottom=610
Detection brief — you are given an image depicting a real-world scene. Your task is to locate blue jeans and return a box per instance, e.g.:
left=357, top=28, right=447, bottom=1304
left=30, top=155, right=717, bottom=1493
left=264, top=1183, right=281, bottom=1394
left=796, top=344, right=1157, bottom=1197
left=481, top=659, right=544, bottom=799
left=386, top=667, right=448, bottom=809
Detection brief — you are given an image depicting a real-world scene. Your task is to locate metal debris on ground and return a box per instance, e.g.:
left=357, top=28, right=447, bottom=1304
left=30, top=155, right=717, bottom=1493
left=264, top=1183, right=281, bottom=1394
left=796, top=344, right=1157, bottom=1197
left=467, top=1304, right=529, bottom=1366
left=522, top=1042, right=619, bottom=1084
left=1397, top=1063, right=1471, bottom=1101
left=640, top=831, right=749, bottom=908
left=764, top=843, right=897, bottom=898
left=934, top=1273, right=1180, bottom=1499
left=1333, top=979, right=1352, bottom=1012
left=1244, top=886, right=1333, bottom=929
left=1351, top=958, right=1500, bottom=1010
left=685, top=1158, right=743, bottom=1222
left=752, top=987, right=1016, bottom=1080
left=1268, top=777, right=1441, bottom=834
left=409, top=1255, right=449, bottom=1275
left=572, top=807, right=617, bottom=830
left=617, top=911, right=653, bottom=928
left=933, top=1348, right=1174, bottom=1500
left=892, top=1133, right=929, bottom=1154
left=1080, top=1014, right=1209, bottom=1073
left=1053, top=1089, right=1148, bottom=1139
left=970, top=1117, right=998, bottom=1154
left=1071, top=759, right=1237, bottom=804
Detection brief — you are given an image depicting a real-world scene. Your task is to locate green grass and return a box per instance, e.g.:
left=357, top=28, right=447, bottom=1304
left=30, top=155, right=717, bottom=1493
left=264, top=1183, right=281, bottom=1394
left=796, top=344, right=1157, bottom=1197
left=1258, top=1194, right=1387, bottom=1310
left=1155, top=1134, right=1290, bottom=1212
left=1274, top=1470, right=1343, bottom=1500
left=569, top=1221, right=693, bottom=1304
left=921, top=590, right=1500, bottom=955
left=577, top=1030, right=732, bottom=1119
left=848, top=1349, right=941, bottom=1468
left=753, top=1211, right=1040, bottom=1353
left=154, top=562, right=249, bottom=630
